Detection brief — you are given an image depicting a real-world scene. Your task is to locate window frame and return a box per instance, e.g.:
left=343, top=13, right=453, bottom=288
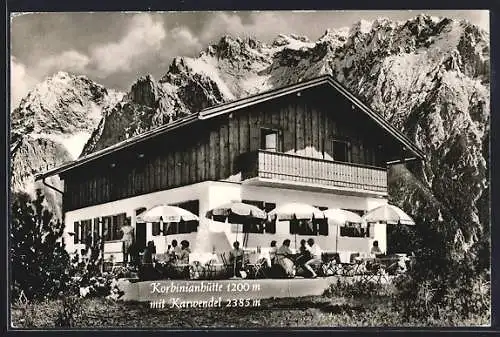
left=260, top=127, right=281, bottom=152
left=289, top=218, right=328, bottom=236
left=241, top=200, right=276, bottom=234
left=339, top=222, right=367, bottom=238
left=323, top=137, right=351, bottom=163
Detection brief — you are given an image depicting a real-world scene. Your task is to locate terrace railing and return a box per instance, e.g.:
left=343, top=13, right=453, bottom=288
left=240, top=150, right=387, bottom=194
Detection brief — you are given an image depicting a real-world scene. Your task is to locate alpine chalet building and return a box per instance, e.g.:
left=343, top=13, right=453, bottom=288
left=35, top=75, right=425, bottom=262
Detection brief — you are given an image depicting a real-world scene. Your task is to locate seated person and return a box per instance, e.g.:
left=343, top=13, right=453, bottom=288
left=168, top=239, right=182, bottom=260
left=295, top=239, right=312, bottom=267
left=303, top=238, right=322, bottom=278
left=275, top=239, right=295, bottom=278
left=370, top=240, right=383, bottom=256
left=177, top=240, right=191, bottom=264
left=268, top=240, right=277, bottom=265
left=139, top=241, right=157, bottom=280
left=229, top=241, right=244, bottom=277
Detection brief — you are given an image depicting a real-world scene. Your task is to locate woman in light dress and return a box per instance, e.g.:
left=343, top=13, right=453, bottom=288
left=120, top=219, right=134, bottom=265
left=276, top=239, right=296, bottom=278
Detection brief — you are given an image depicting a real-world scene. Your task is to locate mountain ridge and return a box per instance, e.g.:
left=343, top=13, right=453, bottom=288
left=10, top=71, right=125, bottom=215
left=11, top=14, right=490, bottom=249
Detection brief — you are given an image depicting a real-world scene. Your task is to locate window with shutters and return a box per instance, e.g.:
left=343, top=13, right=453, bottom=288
left=241, top=200, right=276, bottom=234
left=80, top=219, right=92, bottom=245
left=112, top=214, right=126, bottom=240
left=175, top=200, right=199, bottom=234
left=339, top=223, right=367, bottom=238
left=153, top=200, right=200, bottom=235
left=93, top=218, right=100, bottom=244
left=99, top=213, right=127, bottom=241
left=289, top=218, right=328, bottom=236
left=102, top=216, right=111, bottom=241
left=337, top=209, right=366, bottom=237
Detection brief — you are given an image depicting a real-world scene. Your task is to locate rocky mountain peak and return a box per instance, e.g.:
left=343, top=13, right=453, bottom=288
left=12, top=16, right=490, bottom=249
left=11, top=71, right=124, bottom=137
left=128, top=74, right=160, bottom=108
left=202, top=34, right=267, bottom=62
left=10, top=71, right=125, bottom=214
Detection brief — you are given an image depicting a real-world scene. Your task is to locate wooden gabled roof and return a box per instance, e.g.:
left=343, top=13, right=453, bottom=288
left=35, top=74, right=425, bottom=180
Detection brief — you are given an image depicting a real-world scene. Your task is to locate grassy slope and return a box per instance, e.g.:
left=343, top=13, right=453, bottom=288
left=11, top=295, right=488, bottom=328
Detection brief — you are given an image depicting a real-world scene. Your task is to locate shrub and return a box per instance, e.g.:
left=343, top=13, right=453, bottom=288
left=323, top=278, right=392, bottom=299
left=54, top=296, right=82, bottom=327
left=393, top=231, right=490, bottom=323
left=10, top=190, right=71, bottom=301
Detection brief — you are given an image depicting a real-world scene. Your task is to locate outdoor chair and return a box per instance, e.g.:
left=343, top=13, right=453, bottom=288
left=203, top=258, right=221, bottom=280
left=341, top=256, right=366, bottom=277
left=247, top=257, right=269, bottom=279
left=321, top=259, right=342, bottom=276
left=310, top=260, right=324, bottom=277
left=189, top=261, right=205, bottom=280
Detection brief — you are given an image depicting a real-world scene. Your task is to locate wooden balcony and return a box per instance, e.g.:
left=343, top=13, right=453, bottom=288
left=240, top=150, right=387, bottom=196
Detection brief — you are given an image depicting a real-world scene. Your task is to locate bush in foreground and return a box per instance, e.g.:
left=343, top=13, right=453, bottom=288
left=10, top=190, right=71, bottom=301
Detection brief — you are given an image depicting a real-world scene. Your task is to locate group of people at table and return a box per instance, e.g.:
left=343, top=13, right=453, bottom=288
left=227, top=238, right=323, bottom=278
left=136, top=235, right=396, bottom=280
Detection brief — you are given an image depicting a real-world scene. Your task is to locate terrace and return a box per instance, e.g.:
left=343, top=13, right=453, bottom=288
left=240, top=150, right=388, bottom=196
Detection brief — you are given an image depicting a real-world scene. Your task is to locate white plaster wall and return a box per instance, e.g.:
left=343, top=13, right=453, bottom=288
left=205, top=182, right=388, bottom=254
left=64, top=182, right=211, bottom=258
left=241, top=184, right=387, bottom=211
left=64, top=180, right=389, bottom=258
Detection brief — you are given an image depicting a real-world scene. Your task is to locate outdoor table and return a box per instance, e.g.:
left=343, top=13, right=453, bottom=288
left=189, top=252, right=218, bottom=265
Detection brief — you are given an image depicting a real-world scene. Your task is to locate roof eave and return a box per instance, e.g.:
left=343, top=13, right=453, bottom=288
left=35, top=74, right=426, bottom=181
left=34, top=113, right=199, bottom=180
left=323, top=78, right=426, bottom=161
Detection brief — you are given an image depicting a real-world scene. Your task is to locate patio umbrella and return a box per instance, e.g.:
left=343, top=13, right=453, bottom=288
left=205, top=202, right=267, bottom=241
left=362, top=204, right=415, bottom=225
left=136, top=205, right=199, bottom=223
left=323, top=208, right=363, bottom=252
left=323, top=208, right=362, bottom=225
left=267, top=202, right=324, bottom=221
left=268, top=203, right=325, bottom=249
left=205, top=202, right=267, bottom=278
left=205, top=202, right=267, bottom=222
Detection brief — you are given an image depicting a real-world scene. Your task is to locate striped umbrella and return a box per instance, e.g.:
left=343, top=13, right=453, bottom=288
left=205, top=202, right=267, bottom=222
left=268, top=203, right=325, bottom=249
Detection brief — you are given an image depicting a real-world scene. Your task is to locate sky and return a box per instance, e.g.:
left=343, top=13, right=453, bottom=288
left=10, top=10, right=489, bottom=108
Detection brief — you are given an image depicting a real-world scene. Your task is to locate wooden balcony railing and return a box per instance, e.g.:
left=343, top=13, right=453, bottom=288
left=240, top=150, right=387, bottom=194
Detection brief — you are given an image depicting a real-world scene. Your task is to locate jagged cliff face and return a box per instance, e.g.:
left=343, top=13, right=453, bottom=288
left=11, top=15, right=489, bottom=249
left=10, top=71, right=125, bottom=215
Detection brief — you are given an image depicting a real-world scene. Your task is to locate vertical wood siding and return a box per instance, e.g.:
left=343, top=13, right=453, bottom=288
left=65, top=89, right=393, bottom=211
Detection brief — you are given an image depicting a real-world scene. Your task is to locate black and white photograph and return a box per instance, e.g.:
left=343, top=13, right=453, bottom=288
left=8, top=10, right=491, bottom=328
